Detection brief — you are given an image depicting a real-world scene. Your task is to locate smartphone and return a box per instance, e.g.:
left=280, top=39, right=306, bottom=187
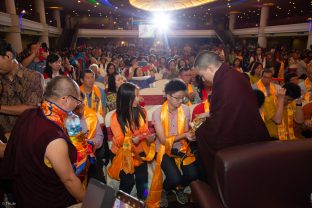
left=113, top=190, right=145, bottom=208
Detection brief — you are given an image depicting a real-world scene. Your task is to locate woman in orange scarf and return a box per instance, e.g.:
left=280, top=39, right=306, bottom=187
left=108, top=83, right=156, bottom=200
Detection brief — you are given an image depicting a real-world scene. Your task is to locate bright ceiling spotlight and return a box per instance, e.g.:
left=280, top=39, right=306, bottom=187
left=130, top=0, right=217, bottom=12
left=152, top=12, right=172, bottom=32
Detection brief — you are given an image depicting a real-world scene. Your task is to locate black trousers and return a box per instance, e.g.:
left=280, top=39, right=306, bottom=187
left=119, top=161, right=148, bottom=200
left=87, top=126, right=111, bottom=184
left=161, top=154, right=199, bottom=191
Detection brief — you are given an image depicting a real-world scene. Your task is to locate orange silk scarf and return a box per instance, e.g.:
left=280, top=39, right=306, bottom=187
left=203, top=99, right=209, bottom=113
left=303, top=78, right=312, bottom=102
left=108, top=113, right=155, bottom=180
left=146, top=101, right=195, bottom=208
left=186, top=84, right=194, bottom=106
left=277, top=102, right=296, bottom=140
left=83, top=106, right=98, bottom=142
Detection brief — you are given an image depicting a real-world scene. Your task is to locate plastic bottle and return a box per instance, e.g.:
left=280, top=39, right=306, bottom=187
left=65, top=112, right=82, bottom=136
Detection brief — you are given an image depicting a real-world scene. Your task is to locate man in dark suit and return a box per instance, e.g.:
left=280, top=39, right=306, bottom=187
left=194, top=51, right=270, bottom=183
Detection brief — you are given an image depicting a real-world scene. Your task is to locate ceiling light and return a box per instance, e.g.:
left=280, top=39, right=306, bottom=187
left=130, top=0, right=217, bottom=11
left=152, top=12, right=172, bottom=32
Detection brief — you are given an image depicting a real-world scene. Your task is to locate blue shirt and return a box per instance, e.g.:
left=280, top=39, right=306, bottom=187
left=86, top=88, right=107, bottom=109
left=28, top=61, right=46, bottom=74
left=130, top=77, right=156, bottom=89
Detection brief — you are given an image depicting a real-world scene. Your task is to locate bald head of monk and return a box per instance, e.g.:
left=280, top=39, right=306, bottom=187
left=194, top=51, right=222, bottom=83
left=44, top=76, right=81, bottom=112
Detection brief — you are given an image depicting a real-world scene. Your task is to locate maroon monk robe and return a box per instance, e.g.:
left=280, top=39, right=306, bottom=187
left=0, top=108, right=77, bottom=208
left=195, top=63, right=270, bottom=182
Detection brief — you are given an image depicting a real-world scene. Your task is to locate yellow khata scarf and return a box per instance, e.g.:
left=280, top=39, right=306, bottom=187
left=256, top=81, right=277, bottom=117
left=84, top=106, right=97, bottom=142
left=278, top=61, right=284, bottom=79
left=108, top=113, right=155, bottom=180
left=186, top=84, right=194, bottom=106
left=256, top=80, right=276, bottom=98
left=277, top=102, right=296, bottom=140
left=203, top=99, right=209, bottom=113
left=303, top=78, right=312, bottom=102
left=80, top=85, right=103, bottom=115
left=146, top=101, right=195, bottom=208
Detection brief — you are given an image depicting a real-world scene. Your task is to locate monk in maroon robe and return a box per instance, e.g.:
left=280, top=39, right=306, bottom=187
left=194, top=51, right=270, bottom=182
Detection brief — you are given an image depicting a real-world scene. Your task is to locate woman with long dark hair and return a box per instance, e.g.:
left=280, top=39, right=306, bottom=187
left=106, top=73, right=126, bottom=112
left=43, top=54, right=67, bottom=84
left=104, top=62, right=117, bottom=86
left=177, top=59, right=188, bottom=71
left=106, top=62, right=117, bottom=76
left=107, top=83, right=156, bottom=200
left=232, top=58, right=243, bottom=73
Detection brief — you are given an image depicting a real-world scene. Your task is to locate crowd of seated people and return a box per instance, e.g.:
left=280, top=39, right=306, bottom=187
left=0, top=37, right=312, bottom=208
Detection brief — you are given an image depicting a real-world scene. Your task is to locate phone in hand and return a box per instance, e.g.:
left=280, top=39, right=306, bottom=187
left=114, top=190, right=145, bottom=208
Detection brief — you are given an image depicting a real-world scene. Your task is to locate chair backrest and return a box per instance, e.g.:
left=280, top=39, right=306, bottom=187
left=94, top=81, right=105, bottom=90
left=154, top=73, right=163, bottom=80
left=214, top=140, right=312, bottom=208
left=140, top=87, right=163, bottom=95
left=153, top=79, right=169, bottom=90
left=140, top=88, right=164, bottom=105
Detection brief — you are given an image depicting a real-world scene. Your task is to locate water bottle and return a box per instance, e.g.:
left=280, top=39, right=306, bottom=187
left=65, top=112, right=82, bottom=136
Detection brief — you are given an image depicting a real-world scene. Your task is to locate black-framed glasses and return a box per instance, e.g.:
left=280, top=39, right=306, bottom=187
left=170, top=94, right=185, bottom=102
left=68, top=95, right=83, bottom=105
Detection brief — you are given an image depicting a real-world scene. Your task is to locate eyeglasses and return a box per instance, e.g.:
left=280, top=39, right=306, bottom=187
left=68, top=95, right=83, bottom=105
left=170, top=94, right=185, bottom=102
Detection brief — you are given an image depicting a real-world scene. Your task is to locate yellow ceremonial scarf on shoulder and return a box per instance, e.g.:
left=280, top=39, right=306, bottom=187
left=249, top=74, right=260, bottom=84
left=257, top=80, right=277, bottom=121
left=80, top=85, right=103, bottom=116
left=203, top=99, right=209, bottom=113
left=107, top=112, right=155, bottom=180
left=146, top=102, right=195, bottom=208
left=277, top=101, right=296, bottom=140
left=278, top=61, right=285, bottom=79
left=186, top=84, right=194, bottom=106
left=84, top=106, right=98, bottom=143
left=256, top=80, right=277, bottom=98
left=303, top=78, right=312, bottom=102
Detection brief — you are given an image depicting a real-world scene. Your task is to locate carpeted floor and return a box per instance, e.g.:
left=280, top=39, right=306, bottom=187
left=167, top=192, right=195, bottom=208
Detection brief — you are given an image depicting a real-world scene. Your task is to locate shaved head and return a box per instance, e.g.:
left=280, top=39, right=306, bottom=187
left=194, top=51, right=222, bottom=71
left=194, top=51, right=222, bottom=83
left=44, top=76, right=80, bottom=101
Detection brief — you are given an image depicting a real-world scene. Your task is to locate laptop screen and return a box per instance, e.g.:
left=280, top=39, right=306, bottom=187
left=82, top=178, right=116, bottom=208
